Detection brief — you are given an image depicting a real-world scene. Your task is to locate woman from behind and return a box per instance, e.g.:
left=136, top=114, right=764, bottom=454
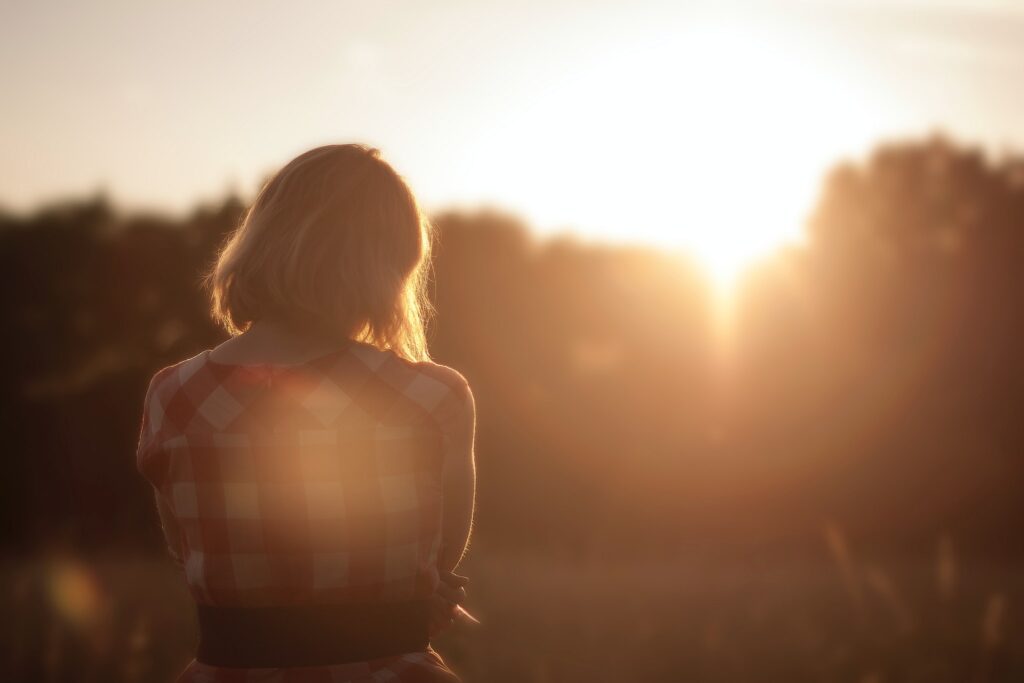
left=135, top=144, right=476, bottom=682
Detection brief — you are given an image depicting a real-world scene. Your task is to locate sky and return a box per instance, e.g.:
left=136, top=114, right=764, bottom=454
left=3, top=0, right=1024, bottom=274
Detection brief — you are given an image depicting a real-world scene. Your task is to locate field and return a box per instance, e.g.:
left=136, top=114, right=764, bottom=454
left=3, top=136, right=1024, bottom=682
left=3, top=543, right=1021, bottom=683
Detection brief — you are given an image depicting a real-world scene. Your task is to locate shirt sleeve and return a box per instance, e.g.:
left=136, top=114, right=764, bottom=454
left=136, top=368, right=185, bottom=566
left=154, top=490, right=186, bottom=568
left=430, top=368, right=476, bottom=571
left=425, top=366, right=475, bottom=457
left=136, top=369, right=168, bottom=484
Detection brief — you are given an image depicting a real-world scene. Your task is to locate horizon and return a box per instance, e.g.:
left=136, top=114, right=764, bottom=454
left=3, top=3, right=1024, bottom=680
left=4, top=0, right=1024, bottom=283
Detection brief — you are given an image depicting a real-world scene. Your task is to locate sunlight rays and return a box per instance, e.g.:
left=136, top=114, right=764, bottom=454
left=463, top=18, right=879, bottom=295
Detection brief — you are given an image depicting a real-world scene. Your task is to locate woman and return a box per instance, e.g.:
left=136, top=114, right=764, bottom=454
left=135, top=144, right=477, bottom=682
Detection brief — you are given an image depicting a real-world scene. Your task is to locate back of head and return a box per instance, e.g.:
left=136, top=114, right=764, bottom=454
left=203, top=144, right=433, bottom=362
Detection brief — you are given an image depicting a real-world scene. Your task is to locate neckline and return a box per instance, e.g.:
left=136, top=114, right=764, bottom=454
left=203, top=342, right=354, bottom=370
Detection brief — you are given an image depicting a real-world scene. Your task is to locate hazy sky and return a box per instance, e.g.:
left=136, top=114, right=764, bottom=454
left=3, top=0, right=1024, bottom=261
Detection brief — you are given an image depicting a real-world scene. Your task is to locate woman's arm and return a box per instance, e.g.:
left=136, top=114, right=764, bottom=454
left=137, top=369, right=186, bottom=569
left=155, top=490, right=186, bottom=570
left=437, top=378, right=477, bottom=574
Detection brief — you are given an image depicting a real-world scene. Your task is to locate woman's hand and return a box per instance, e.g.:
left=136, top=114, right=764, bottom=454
left=428, top=570, right=475, bottom=637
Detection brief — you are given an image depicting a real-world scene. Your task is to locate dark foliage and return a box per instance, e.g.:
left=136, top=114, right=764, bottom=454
left=1, top=134, right=1022, bottom=562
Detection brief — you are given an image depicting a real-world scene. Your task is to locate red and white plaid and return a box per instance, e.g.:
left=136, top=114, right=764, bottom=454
left=136, top=340, right=471, bottom=683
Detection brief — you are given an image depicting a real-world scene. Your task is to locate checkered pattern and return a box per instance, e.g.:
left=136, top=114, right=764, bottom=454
left=136, top=341, right=472, bottom=682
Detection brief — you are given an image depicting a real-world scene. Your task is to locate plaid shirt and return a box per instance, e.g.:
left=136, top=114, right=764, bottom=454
left=136, top=340, right=472, bottom=682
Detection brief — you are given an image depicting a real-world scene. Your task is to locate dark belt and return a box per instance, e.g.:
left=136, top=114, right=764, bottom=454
left=195, top=600, right=431, bottom=668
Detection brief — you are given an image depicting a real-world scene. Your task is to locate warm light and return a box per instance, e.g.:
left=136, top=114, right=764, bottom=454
left=460, top=19, right=878, bottom=292
left=48, top=560, right=105, bottom=628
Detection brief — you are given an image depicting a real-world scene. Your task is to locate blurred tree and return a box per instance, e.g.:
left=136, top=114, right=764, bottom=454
left=0, top=135, right=1021, bottom=559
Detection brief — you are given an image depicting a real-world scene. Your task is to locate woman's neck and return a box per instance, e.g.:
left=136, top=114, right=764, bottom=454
left=212, top=317, right=349, bottom=365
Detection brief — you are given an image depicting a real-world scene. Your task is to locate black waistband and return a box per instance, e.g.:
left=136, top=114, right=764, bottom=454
left=195, top=600, right=431, bottom=668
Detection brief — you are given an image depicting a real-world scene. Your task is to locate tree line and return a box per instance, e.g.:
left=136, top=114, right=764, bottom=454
left=1, top=134, right=1021, bottom=559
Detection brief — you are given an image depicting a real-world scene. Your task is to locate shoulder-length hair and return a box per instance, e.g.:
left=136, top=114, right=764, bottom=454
left=202, top=144, right=434, bottom=362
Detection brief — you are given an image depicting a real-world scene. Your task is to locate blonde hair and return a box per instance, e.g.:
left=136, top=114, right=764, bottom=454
left=202, top=144, right=434, bottom=362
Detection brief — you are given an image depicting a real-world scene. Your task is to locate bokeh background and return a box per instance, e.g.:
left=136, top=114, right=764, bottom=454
left=2, top=1, right=1023, bottom=681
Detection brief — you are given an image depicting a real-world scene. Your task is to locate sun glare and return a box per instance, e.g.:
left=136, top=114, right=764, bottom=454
left=464, top=19, right=876, bottom=293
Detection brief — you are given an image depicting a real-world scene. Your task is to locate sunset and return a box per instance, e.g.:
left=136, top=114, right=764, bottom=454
left=6, top=1, right=1024, bottom=282
left=2, top=1, right=1023, bottom=682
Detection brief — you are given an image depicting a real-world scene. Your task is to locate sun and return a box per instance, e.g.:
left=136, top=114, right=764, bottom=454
left=460, top=18, right=874, bottom=292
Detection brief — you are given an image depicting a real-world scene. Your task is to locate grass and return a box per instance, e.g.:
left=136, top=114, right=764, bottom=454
left=2, top=541, right=1021, bottom=682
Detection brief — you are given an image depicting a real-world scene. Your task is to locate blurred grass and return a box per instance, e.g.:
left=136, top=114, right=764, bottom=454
left=2, top=547, right=1021, bottom=682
